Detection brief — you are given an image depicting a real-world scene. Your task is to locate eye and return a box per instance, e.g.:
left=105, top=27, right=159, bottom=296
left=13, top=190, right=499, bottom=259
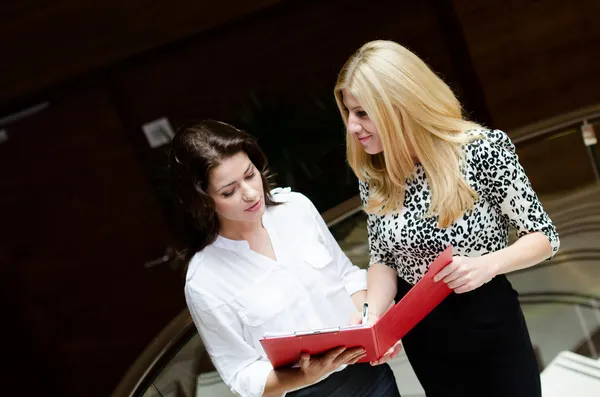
left=245, top=172, right=256, bottom=180
left=223, top=189, right=236, bottom=198
left=357, top=110, right=368, bottom=118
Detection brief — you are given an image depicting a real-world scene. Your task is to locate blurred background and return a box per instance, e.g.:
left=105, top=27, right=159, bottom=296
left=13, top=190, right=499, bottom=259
left=1, top=0, right=599, bottom=396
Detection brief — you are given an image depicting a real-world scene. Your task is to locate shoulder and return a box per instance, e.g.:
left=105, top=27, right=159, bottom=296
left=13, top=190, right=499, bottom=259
left=464, top=129, right=514, bottom=155
left=269, top=187, right=316, bottom=214
left=184, top=249, right=229, bottom=311
left=463, top=129, right=517, bottom=169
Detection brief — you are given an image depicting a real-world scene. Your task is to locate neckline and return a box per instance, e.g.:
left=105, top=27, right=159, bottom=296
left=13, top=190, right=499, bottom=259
left=214, top=208, right=280, bottom=263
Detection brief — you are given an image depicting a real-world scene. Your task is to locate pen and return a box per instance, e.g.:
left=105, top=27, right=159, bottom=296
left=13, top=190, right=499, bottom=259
left=362, top=303, right=369, bottom=324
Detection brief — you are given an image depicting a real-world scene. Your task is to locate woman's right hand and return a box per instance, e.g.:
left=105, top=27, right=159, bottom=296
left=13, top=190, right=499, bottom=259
left=299, top=346, right=366, bottom=384
left=350, top=310, right=381, bottom=326
left=349, top=311, right=402, bottom=366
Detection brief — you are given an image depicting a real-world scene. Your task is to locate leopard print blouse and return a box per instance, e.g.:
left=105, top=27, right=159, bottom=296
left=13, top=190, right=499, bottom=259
left=359, top=129, right=560, bottom=285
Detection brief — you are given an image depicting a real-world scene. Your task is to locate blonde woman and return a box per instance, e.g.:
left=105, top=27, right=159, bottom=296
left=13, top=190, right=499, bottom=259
left=335, top=40, right=559, bottom=397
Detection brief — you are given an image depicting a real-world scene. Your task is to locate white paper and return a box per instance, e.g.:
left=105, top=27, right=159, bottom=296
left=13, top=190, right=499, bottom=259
left=263, top=324, right=369, bottom=338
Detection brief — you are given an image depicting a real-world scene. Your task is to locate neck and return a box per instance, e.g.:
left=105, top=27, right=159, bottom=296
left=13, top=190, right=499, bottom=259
left=219, top=217, right=264, bottom=241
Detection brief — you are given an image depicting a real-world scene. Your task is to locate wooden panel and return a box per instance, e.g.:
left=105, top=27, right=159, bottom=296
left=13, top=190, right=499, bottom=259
left=0, top=87, right=185, bottom=397
left=453, top=0, right=600, bottom=129
left=0, top=0, right=283, bottom=105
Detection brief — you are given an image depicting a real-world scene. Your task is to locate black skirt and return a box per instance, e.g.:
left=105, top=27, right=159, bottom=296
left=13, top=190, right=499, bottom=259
left=397, top=274, right=541, bottom=397
left=287, top=362, right=401, bottom=397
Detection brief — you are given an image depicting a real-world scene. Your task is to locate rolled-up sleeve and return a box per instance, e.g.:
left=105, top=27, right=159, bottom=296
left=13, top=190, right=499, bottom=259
left=472, top=129, right=560, bottom=256
left=185, top=287, right=275, bottom=397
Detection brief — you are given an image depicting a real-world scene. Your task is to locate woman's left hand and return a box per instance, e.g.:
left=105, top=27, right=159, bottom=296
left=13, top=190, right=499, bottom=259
left=433, top=256, right=498, bottom=294
left=370, top=341, right=402, bottom=366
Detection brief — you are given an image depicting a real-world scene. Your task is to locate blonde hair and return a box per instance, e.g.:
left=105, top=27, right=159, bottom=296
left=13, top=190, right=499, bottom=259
left=334, top=40, right=483, bottom=227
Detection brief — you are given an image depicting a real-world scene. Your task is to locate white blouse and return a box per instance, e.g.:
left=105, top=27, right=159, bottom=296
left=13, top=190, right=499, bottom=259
left=185, top=188, right=367, bottom=397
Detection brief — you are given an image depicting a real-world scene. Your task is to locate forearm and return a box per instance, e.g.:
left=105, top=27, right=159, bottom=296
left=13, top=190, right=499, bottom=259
left=488, top=232, right=553, bottom=275
left=263, top=368, right=310, bottom=397
left=366, top=263, right=398, bottom=319
left=350, top=289, right=367, bottom=312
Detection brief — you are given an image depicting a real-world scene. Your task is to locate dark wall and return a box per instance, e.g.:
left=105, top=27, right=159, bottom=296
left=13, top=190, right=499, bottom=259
left=453, top=0, right=600, bottom=129
left=0, top=86, right=185, bottom=397
left=0, top=0, right=283, bottom=106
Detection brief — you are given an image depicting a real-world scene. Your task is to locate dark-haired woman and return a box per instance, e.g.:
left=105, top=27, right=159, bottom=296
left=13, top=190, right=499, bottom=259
left=170, top=120, right=400, bottom=397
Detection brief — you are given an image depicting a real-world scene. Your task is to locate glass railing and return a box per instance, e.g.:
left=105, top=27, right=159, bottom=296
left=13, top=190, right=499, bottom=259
left=112, top=106, right=600, bottom=397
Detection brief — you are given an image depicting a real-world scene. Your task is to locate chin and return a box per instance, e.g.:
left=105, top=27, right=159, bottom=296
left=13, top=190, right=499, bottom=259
left=364, top=146, right=384, bottom=155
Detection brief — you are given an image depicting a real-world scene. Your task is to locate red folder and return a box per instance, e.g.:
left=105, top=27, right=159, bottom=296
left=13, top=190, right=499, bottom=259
left=260, top=246, right=453, bottom=368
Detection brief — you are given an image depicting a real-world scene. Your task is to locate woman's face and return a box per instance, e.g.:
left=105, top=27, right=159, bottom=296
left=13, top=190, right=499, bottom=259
left=342, top=89, right=384, bottom=155
left=207, top=151, right=265, bottom=224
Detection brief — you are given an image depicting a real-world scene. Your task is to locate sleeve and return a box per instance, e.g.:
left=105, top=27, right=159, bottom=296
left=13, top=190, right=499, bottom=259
left=358, top=180, right=398, bottom=269
left=470, top=129, right=560, bottom=256
left=185, top=286, right=277, bottom=397
left=302, top=193, right=368, bottom=296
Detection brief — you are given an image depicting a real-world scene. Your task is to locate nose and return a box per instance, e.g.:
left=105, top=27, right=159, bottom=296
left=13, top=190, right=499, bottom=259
left=240, top=182, right=258, bottom=202
left=347, top=114, right=363, bottom=135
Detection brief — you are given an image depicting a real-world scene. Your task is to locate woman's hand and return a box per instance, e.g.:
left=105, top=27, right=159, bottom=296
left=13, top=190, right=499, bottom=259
left=348, top=312, right=402, bottom=366
left=433, top=255, right=498, bottom=294
left=299, top=347, right=366, bottom=384
left=349, top=310, right=381, bottom=327
left=371, top=341, right=402, bottom=366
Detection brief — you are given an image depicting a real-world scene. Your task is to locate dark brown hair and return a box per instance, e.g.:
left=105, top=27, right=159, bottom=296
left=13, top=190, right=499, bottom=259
left=170, top=120, right=279, bottom=262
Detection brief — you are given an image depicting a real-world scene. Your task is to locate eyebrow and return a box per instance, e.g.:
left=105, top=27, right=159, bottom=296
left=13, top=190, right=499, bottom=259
left=218, top=162, right=253, bottom=191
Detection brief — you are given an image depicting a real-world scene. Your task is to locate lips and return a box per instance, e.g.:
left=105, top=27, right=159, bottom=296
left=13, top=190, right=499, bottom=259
left=358, top=135, right=372, bottom=143
left=245, top=198, right=262, bottom=212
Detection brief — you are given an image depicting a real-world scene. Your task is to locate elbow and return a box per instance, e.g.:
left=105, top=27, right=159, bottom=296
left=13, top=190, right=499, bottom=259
left=545, top=227, right=560, bottom=257
left=228, top=361, right=274, bottom=397
left=536, top=230, right=558, bottom=259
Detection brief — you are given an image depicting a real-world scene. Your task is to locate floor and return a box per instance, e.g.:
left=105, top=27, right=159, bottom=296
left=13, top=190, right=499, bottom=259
left=145, top=184, right=600, bottom=397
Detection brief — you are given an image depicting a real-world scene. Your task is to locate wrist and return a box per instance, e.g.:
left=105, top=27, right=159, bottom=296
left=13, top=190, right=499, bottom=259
left=491, top=260, right=502, bottom=278
left=486, top=251, right=507, bottom=277
left=367, top=312, right=380, bottom=324
left=365, top=297, right=393, bottom=320
left=299, top=369, right=319, bottom=386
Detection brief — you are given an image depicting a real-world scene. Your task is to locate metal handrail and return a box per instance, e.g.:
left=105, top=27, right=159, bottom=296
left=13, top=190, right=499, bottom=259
left=520, top=291, right=600, bottom=303
left=511, top=249, right=600, bottom=274
left=110, top=310, right=195, bottom=397
left=511, top=103, right=600, bottom=145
